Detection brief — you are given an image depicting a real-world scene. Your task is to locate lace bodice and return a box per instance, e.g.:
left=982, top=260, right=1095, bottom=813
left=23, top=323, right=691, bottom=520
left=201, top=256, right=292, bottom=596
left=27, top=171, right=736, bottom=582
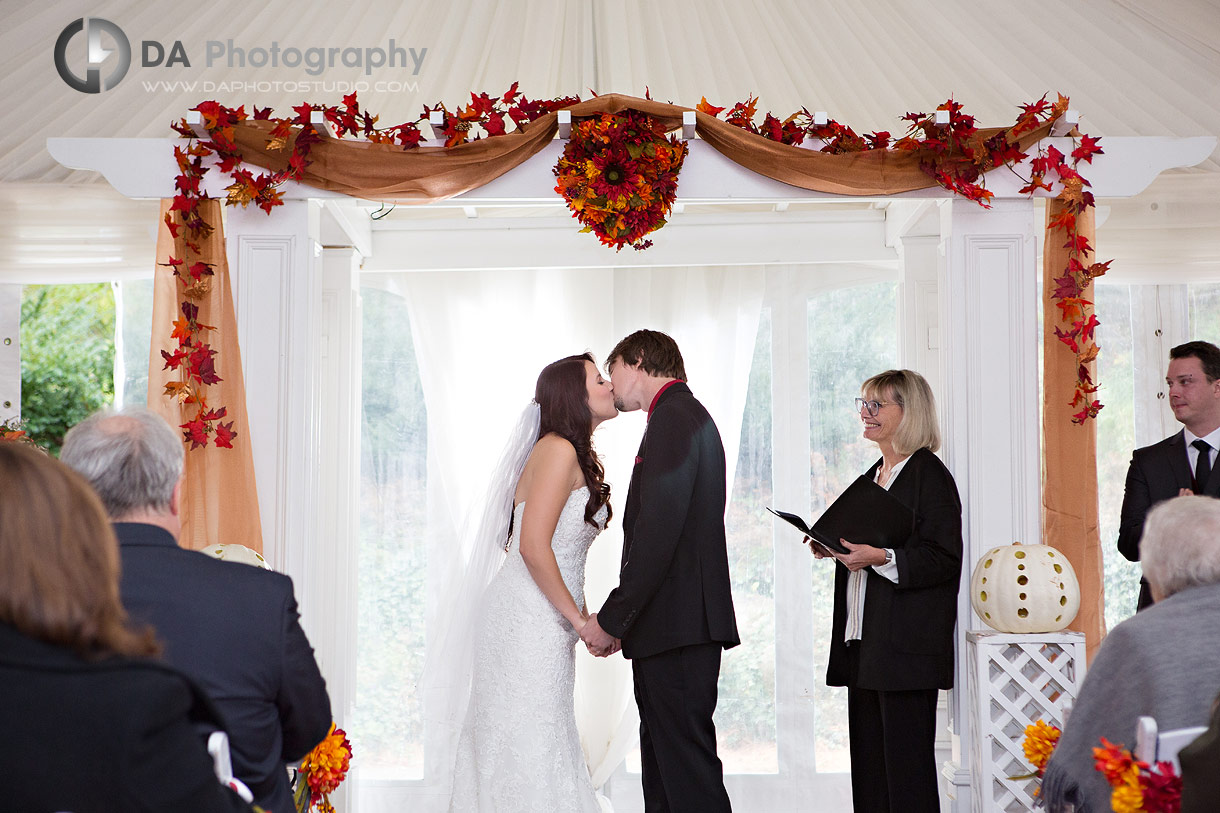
left=499, top=486, right=606, bottom=615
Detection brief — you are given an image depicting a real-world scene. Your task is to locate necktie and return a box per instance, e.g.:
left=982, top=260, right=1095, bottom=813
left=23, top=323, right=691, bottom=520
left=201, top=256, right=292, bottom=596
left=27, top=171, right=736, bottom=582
left=1193, top=439, right=1212, bottom=492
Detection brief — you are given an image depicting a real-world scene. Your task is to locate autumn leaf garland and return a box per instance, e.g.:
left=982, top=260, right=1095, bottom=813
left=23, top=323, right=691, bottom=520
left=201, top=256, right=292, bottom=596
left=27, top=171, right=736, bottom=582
left=170, top=88, right=1109, bottom=426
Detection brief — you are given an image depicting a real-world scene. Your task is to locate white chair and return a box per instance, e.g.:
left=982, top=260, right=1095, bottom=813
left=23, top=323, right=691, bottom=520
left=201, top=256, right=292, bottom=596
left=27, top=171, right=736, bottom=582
left=207, top=731, right=254, bottom=803
left=1134, top=715, right=1207, bottom=773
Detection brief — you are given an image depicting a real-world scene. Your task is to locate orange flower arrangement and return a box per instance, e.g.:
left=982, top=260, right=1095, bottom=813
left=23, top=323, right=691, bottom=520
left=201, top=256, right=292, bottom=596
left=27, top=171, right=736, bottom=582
left=1023, top=719, right=1062, bottom=777
left=1017, top=721, right=1183, bottom=812
left=1093, top=738, right=1182, bottom=813
left=295, top=724, right=353, bottom=813
left=553, top=110, right=688, bottom=251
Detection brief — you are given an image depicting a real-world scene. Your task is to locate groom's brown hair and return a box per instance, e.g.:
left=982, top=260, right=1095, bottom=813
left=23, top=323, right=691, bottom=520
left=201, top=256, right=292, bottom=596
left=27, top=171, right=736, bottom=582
left=608, top=330, right=686, bottom=381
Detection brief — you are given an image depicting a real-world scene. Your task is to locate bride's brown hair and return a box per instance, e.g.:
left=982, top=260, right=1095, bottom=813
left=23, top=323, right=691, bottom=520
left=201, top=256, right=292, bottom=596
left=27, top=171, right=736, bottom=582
left=535, top=353, right=613, bottom=527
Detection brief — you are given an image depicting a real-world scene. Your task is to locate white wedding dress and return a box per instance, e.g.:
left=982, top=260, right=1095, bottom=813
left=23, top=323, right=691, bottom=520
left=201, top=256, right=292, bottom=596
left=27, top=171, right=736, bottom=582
left=449, top=486, right=606, bottom=813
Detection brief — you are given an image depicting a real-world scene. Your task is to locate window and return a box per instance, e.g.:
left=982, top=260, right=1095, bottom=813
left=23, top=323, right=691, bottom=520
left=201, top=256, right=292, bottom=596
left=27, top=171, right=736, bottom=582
left=719, top=308, right=777, bottom=772
left=807, top=280, right=899, bottom=770
left=351, top=286, right=428, bottom=778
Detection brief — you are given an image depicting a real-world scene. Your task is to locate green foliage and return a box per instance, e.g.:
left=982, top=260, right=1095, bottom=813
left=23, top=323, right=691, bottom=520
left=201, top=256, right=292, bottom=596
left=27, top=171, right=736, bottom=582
left=20, top=284, right=116, bottom=455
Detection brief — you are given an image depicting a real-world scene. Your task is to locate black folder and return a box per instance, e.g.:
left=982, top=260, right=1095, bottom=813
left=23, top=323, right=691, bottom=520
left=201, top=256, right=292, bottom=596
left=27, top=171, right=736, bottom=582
left=768, top=474, right=914, bottom=555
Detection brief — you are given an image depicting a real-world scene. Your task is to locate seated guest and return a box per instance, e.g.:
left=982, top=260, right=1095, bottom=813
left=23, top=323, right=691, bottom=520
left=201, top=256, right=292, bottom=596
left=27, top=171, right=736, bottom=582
left=1041, top=496, right=1220, bottom=812
left=61, top=408, right=332, bottom=813
left=0, top=442, right=250, bottom=812
left=1180, top=688, right=1220, bottom=812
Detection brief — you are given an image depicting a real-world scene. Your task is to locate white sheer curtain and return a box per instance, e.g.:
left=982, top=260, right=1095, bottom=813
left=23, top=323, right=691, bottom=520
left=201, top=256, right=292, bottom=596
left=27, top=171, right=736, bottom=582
left=357, top=264, right=761, bottom=810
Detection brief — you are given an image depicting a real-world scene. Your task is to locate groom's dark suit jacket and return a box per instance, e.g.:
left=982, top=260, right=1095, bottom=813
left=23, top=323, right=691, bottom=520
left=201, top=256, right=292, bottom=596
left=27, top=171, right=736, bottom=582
left=597, top=382, right=740, bottom=659
left=1118, top=430, right=1220, bottom=609
left=116, top=522, right=332, bottom=813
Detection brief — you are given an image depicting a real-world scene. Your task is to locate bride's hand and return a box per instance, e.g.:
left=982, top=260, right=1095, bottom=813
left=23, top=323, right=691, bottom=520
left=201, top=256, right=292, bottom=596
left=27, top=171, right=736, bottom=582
left=572, top=610, right=590, bottom=634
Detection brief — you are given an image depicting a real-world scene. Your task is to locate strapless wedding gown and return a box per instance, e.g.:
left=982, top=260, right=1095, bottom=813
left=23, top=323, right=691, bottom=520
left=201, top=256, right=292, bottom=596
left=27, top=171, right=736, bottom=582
left=449, top=486, right=606, bottom=813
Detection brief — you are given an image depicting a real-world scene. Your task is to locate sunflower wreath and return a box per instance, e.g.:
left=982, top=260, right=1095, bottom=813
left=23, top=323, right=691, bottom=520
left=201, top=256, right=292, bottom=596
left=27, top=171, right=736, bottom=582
left=552, top=110, right=688, bottom=251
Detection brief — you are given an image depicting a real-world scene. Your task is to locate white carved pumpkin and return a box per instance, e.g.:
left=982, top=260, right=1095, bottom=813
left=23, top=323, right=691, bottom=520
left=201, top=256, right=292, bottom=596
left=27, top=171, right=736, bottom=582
left=970, top=542, right=1080, bottom=633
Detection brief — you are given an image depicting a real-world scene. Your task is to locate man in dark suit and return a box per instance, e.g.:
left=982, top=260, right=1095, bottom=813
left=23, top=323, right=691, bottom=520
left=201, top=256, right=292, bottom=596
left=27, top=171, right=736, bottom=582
left=1118, top=340, right=1220, bottom=610
left=581, top=329, right=740, bottom=813
left=62, top=408, right=332, bottom=813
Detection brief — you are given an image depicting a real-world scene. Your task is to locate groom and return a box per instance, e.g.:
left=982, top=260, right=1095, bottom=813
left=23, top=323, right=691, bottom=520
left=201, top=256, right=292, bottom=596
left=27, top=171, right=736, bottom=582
left=582, top=329, right=739, bottom=812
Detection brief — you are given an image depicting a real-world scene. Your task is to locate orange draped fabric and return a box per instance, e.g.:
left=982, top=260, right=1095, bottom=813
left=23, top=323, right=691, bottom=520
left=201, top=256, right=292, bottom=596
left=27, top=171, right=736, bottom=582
left=149, top=199, right=263, bottom=553
left=225, top=93, right=1055, bottom=202
left=1042, top=199, right=1105, bottom=659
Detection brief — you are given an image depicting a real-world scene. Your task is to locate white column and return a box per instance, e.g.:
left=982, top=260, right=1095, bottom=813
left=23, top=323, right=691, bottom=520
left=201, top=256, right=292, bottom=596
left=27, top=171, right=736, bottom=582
left=225, top=200, right=323, bottom=580
left=937, top=197, right=1041, bottom=813
left=313, top=247, right=361, bottom=708
left=311, top=247, right=362, bottom=811
left=0, top=284, right=19, bottom=424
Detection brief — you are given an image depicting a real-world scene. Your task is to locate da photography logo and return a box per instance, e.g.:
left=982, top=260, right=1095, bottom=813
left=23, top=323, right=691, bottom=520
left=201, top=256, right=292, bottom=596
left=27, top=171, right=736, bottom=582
left=55, top=17, right=131, bottom=93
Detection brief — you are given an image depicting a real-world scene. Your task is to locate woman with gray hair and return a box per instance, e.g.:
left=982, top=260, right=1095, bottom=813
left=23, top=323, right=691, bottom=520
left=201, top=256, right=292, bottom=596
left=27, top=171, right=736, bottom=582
left=1041, top=495, right=1220, bottom=812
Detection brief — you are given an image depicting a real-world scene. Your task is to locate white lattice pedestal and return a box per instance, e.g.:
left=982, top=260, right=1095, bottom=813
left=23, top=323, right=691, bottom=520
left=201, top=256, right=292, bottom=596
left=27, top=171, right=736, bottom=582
left=966, top=630, right=1086, bottom=812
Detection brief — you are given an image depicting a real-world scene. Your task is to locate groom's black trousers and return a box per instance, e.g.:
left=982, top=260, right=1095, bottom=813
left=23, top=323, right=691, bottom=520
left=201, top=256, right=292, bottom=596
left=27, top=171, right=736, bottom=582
left=632, top=642, right=731, bottom=813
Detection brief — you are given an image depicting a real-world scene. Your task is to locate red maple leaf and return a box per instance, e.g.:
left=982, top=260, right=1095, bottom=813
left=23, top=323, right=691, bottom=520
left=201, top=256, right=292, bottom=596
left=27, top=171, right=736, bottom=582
left=214, top=420, right=237, bottom=448
left=1054, top=325, right=1081, bottom=353
left=1072, top=134, right=1104, bottom=164
left=163, top=213, right=181, bottom=238
left=292, top=103, right=315, bottom=125
left=484, top=112, right=507, bottom=136
left=1064, top=233, right=1092, bottom=253
left=181, top=419, right=209, bottom=449
left=161, top=347, right=187, bottom=370
left=1051, top=273, right=1082, bottom=300
left=1079, top=313, right=1100, bottom=342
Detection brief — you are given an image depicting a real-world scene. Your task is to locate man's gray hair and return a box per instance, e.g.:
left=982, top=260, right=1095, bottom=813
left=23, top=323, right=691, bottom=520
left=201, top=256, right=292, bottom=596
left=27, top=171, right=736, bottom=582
left=60, top=408, right=184, bottom=519
left=1142, top=495, right=1220, bottom=600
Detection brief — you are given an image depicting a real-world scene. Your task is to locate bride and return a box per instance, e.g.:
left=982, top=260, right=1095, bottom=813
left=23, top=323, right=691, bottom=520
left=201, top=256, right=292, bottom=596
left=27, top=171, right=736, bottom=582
left=448, top=352, right=618, bottom=812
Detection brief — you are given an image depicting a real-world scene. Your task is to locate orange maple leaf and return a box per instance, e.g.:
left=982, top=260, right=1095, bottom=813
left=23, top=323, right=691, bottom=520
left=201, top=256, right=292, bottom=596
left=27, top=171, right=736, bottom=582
left=696, top=97, right=725, bottom=117
left=171, top=317, right=193, bottom=342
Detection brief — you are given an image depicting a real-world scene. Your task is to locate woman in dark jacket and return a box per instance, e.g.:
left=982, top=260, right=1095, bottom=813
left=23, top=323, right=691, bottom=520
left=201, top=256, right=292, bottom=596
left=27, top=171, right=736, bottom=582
left=810, top=369, right=963, bottom=813
left=0, top=441, right=250, bottom=813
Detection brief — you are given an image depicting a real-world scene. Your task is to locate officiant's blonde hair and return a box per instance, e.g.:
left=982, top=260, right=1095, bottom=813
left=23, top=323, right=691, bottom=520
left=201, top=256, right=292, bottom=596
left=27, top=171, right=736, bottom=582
left=862, top=369, right=941, bottom=456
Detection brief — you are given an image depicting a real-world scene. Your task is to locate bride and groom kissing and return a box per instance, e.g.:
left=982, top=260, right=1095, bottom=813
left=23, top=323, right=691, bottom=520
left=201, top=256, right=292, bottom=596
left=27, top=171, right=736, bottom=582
left=448, top=329, right=740, bottom=812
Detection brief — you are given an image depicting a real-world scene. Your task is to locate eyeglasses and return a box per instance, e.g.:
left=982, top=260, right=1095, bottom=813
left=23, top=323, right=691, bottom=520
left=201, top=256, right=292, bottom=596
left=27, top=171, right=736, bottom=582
left=854, top=397, right=898, bottom=416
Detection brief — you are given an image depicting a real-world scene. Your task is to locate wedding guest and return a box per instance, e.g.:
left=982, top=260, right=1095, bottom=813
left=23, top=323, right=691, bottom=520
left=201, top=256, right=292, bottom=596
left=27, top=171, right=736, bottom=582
left=1042, top=496, right=1220, bottom=813
left=1179, top=688, right=1220, bottom=813
left=0, top=441, right=250, bottom=812
left=809, top=369, right=961, bottom=813
left=61, top=408, right=331, bottom=813
left=1117, top=340, right=1220, bottom=610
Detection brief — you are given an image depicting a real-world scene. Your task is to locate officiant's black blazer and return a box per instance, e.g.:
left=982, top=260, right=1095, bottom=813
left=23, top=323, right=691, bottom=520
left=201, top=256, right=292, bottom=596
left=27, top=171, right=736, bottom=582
left=116, top=523, right=331, bottom=813
left=0, top=621, right=250, bottom=813
left=825, top=447, right=962, bottom=691
left=598, top=383, right=740, bottom=659
left=1118, top=430, right=1220, bottom=609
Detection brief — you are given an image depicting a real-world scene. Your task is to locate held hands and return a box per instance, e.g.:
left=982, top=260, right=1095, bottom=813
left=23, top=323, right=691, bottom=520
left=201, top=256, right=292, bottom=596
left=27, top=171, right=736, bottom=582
left=579, top=613, right=621, bottom=658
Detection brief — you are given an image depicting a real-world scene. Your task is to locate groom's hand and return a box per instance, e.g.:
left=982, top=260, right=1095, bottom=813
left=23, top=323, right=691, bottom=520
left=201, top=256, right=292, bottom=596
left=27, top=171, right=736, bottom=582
left=581, top=613, right=618, bottom=657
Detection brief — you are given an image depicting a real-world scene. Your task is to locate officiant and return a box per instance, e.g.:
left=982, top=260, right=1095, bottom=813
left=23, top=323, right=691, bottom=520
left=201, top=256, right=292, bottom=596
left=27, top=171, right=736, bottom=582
left=808, top=369, right=963, bottom=813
